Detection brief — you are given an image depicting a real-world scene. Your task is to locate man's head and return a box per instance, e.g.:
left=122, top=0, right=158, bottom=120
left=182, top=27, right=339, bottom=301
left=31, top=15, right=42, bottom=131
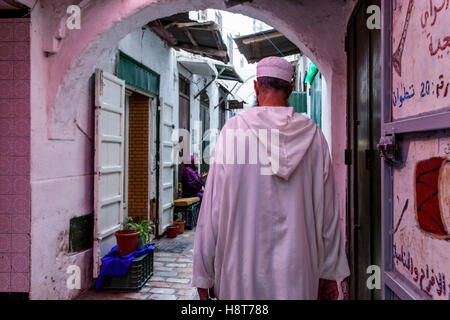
left=254, top=56, right=294, bottom=106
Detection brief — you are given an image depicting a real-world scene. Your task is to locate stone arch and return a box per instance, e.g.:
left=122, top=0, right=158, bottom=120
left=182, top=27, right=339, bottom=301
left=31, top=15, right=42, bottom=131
left=42, top=0, right=356, bottom=141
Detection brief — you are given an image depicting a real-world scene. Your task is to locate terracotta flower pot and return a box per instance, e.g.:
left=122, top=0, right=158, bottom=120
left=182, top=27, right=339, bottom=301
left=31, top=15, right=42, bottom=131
left=115, top=230, right=140, bottom=257
left=174, top=221, right=185, bottom=234
left=166, top=225, right=178, bottom=238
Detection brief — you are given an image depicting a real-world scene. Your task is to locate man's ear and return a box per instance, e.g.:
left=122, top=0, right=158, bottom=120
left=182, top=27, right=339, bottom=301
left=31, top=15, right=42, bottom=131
left=287, top=85, right=294, bottom=99
left=253, top=80, right=259, bottom=96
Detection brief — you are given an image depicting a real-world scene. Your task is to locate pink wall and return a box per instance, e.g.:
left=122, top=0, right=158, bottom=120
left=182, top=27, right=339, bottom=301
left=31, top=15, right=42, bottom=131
left=0, top=18, right=31, bottom=293
left=28, top=0, right=357, bottom=299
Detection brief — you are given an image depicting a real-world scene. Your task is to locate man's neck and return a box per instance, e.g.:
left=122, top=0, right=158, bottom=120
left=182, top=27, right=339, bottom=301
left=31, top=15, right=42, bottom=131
left=258, top=101, right=287, bottom=107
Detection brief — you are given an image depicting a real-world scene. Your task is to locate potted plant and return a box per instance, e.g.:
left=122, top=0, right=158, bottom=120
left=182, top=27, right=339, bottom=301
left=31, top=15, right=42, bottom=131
left=173, top=212, right=186, bottom=234
left=115, top=217, right=141, bottom=257
left=125, top=217, right=155, bottom=250
left=166, top=225, right=178, bottom=238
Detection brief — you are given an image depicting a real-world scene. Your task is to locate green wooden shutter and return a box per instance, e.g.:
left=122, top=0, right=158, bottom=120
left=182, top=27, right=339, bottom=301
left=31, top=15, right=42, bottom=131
left=288, top=91, right=307, bottom=114
left=117, top=51, right=160, bottom=96
left=310, top=74, right=322, bottom=128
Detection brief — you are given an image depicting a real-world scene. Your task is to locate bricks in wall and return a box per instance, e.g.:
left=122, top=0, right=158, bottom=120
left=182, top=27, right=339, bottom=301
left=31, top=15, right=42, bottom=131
left=128, top=94, right=149, bottom=218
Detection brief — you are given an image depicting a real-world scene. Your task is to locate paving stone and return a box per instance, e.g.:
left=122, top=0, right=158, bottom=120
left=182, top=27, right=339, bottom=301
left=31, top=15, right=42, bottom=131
left=167, top=278, right=190, bottom=284
left=140, top=286, right=152, bottom=293
left=177, top=258, right=192, bottom=263
left=150, top=287, right=176, bottom=294
left=171, top=253, right=191, bottom=258
left=175, top=267, right=192, bottom=273
left=149, top=276, right=166, bottom=282
left=154, top=252, right=173, bottom=257
left=123, top=292, right=149, bottom=300
left=177, top=272, right=192, bottom=279
left=177, top=288, right=195, bottom=296
left=153, top=262, right=165, bottom=267
left=145, top=281, right=171, bottom=288
left=170, top=283, right=193, bottom=289
left=154, top=257, right=177, bottom=262
left=149, top=294, right=177, bottom=300
left=154, top=271, right=178, bottom=277
left=154, top=266, right=174, bottom=271
left=166, top=263, right=187, bottom=268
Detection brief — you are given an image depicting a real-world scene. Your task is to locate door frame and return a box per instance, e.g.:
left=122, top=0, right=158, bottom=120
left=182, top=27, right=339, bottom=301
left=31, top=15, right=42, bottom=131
left=380, top=0, right=450, bottom=300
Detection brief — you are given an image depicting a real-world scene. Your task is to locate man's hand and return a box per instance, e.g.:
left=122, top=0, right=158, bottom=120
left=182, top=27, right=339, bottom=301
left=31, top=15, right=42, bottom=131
left=197, top=287, right=216, bottom=300
left=318, top=279, right=339, bottom=300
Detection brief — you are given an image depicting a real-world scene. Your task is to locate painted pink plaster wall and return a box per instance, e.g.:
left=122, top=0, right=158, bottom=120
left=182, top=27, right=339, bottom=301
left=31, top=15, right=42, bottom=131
left=29, top=0, right=357, bottom=299
left=0, top=18, right=31, bottom=293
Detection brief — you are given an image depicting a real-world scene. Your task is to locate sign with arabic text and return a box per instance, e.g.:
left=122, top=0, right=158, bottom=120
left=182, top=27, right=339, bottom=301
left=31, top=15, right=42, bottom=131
left=392, top=0, right=450, bottom=120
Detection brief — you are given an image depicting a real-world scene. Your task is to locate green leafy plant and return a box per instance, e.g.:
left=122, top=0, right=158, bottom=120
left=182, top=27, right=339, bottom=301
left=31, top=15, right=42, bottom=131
left=175, top=212, right=184, bottom=223
left=124, top=217, right=155, bottom=246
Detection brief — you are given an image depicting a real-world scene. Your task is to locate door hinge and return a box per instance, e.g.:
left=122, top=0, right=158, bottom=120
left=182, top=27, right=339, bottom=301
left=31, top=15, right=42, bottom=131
left=345, top=149, right=352, bottom=165
left=377, top=134, right=401, bottom=164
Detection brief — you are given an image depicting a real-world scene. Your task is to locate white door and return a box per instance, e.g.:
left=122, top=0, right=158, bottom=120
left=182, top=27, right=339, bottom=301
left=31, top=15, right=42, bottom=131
left=93, top=69, right=125, bottom=277
left=159, top=99, right=175, bottom=235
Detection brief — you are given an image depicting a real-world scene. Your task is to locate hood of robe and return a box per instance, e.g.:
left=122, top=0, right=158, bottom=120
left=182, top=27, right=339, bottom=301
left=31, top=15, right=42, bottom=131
left=237, top=106, right=318, bottom=181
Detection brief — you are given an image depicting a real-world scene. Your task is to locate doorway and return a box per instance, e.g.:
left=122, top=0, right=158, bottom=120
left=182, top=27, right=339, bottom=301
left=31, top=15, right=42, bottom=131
left=178, top=74, right=191, bottom=187
left=199, top=92, right=210, bottom=175
left=346, top=0, right=382, bottom=300
left=126, top=91, right=153, bottom=222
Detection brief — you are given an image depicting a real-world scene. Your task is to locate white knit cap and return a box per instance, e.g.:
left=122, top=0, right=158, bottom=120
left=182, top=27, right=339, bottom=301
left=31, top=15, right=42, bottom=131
left=256, top=56, right=294, bottom=83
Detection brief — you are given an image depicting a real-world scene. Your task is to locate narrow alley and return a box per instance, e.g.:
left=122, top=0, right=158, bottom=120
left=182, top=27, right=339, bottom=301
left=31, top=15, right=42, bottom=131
left=0, top=0, right=449, bottom=302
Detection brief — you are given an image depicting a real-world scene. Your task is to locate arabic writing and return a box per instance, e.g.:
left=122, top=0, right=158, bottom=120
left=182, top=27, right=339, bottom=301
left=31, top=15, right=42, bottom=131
left=421, top=0, right=450, bottom=58
left=421, top=0, right=449, bottom=28
left=394, top=244, right=448, bottom=299
left=392, top=74, right=450, bottom=108
left=428, top=34, right=450, bottom=58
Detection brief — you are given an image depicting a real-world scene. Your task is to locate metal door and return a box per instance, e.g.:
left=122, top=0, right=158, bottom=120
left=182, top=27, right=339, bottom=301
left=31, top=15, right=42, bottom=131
left=381, top=0, right=450, bottom=300
left=347, top=0, right=382, bottom=300
left=93, top=70, right=125, bottom=277
left=158, top=99, right=175, bottom=235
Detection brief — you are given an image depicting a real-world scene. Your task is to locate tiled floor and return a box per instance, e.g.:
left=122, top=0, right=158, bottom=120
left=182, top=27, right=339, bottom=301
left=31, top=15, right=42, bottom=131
left=78, top=229, right=198, bottom=300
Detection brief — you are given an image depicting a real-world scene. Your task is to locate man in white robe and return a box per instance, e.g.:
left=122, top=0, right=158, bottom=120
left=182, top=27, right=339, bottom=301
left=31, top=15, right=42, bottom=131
left=191, top=56, right=350, bottom=300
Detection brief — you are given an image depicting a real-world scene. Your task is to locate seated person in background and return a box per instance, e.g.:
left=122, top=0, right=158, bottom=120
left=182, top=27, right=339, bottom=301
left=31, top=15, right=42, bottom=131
left=181, top=155, right=206, bottom=199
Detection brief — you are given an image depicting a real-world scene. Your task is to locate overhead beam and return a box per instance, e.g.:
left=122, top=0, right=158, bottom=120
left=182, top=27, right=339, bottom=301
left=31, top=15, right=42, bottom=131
left=148, top=21, right=178, bottom=46
left=174, top=44, right=228, bottom=58
left=212, top=30, right=224, bottom=50
left=171, top=21, right=219, bottom=31
left=241, top=31, right=283, bottom=44
left=184, top=30, right=198, bottom=47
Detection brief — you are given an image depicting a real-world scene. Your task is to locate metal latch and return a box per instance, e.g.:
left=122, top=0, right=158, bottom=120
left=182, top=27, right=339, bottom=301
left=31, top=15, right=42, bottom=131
left=377, top=134, right=399, bottom=163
